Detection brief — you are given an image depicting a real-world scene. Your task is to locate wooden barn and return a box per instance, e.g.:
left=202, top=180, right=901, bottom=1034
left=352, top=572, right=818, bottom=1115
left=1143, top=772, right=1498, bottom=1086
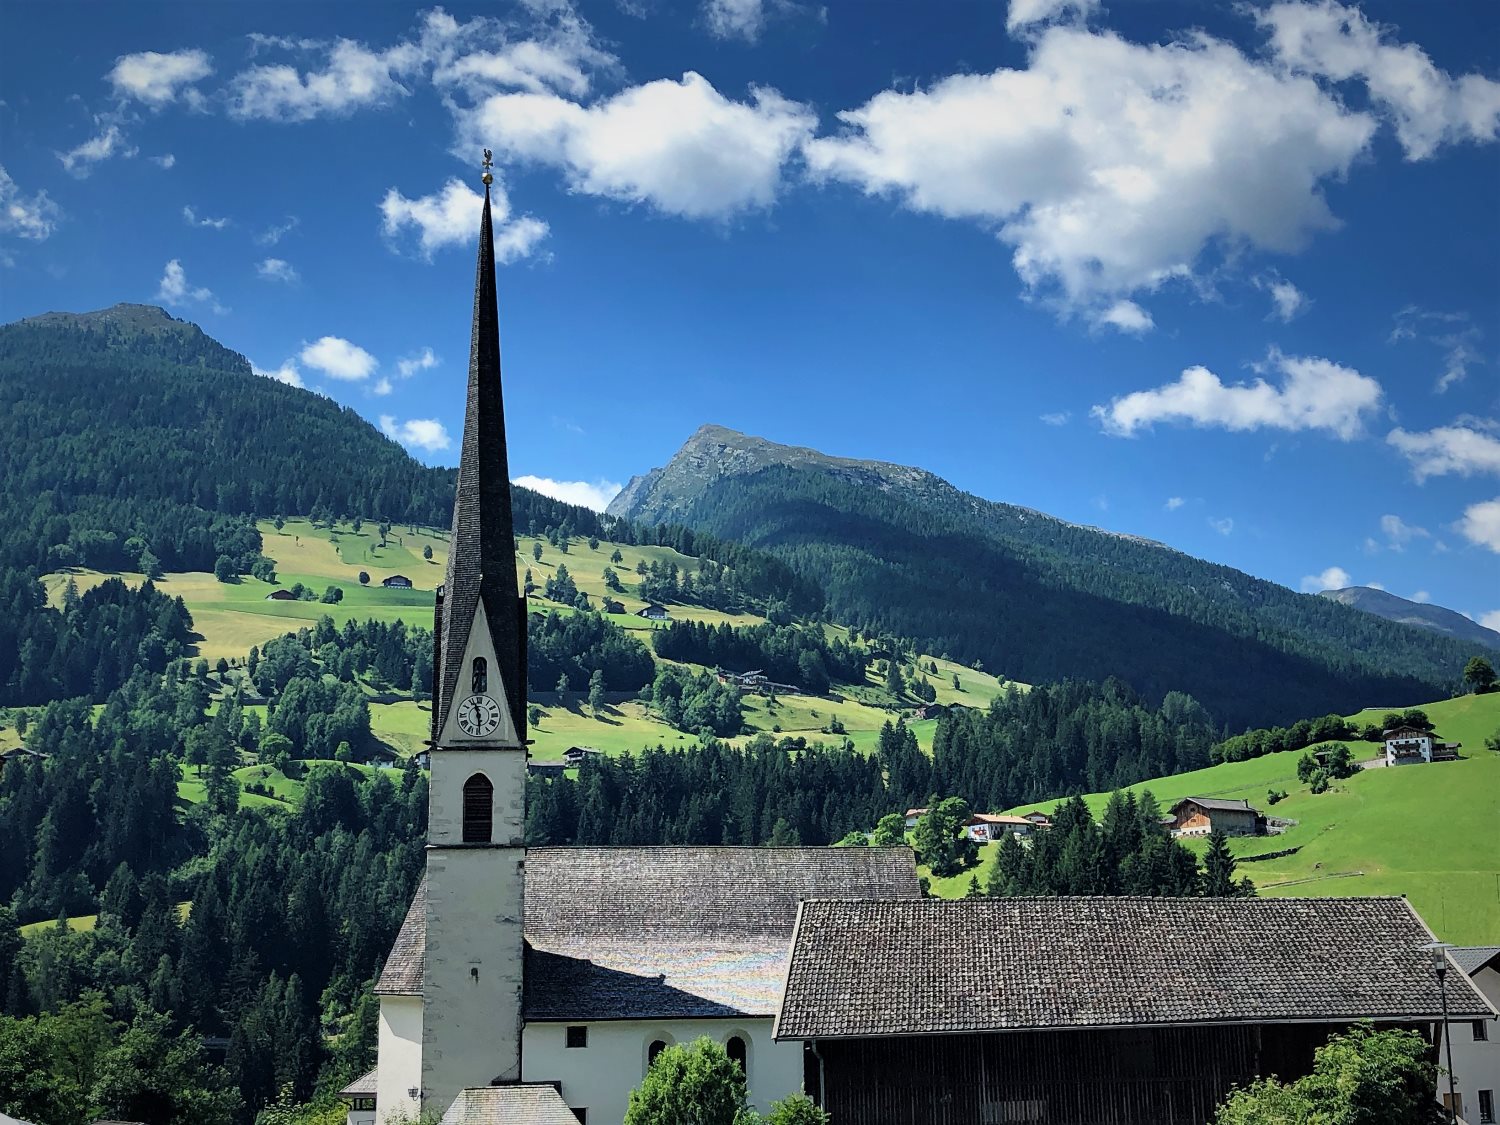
left=382, top=574, right=413, bottom=589
left=1167, top=796, right=1260, bottom=837
left=774, top=897, right=1496, bottom=1125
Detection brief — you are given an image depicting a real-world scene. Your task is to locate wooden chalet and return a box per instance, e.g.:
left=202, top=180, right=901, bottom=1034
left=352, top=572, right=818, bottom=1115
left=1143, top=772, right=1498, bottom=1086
left=1383, top=725, right=1461, bottom=766
left=382, top=574, right=413, bottom=589
left=635, top=603, right=670, bottom=620
left=337, top=1068, right=377, bottom=1125
left=265, top=588, right=298, bottom=601
left=774, top=897, right=1496, bottom=1125
left=1167, top=796, right=1260, bottom=837
left=964, top=813, right=1037, bottom=841
left=562, top=745, right=603, bottom=766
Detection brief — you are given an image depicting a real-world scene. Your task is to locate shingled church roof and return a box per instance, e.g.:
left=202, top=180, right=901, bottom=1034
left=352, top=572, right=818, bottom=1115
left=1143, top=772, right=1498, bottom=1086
left=376, top=847, right=920, bottom=1018
left=432, top=178, right=526, bottom=743
left=774, top=896, right=1497, bottom=1040
left=438, top=1085, right=580, bottom=1125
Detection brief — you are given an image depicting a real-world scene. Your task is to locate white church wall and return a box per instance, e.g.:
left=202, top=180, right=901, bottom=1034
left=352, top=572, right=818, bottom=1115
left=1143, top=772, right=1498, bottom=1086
left=375, top=994, right=422, bottom=1125
left=1447, top=965, right=1500, bottom=1124
left=522, top=1017, right=803, bottom=1125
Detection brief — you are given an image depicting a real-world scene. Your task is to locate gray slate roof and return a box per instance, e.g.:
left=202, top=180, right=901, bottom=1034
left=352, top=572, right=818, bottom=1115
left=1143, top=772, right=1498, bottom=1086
left=774, top=897, right=1496, bottom=1040
left=338, top=1068, right=377, bottom=1098
left=1173, top=797, right=1254, bottom=812
left=1451, top=945, right=1500, bottom=976
left=377, top=847, right=920, bottom=1019
left=439, top=1085, right=579, bottom=1125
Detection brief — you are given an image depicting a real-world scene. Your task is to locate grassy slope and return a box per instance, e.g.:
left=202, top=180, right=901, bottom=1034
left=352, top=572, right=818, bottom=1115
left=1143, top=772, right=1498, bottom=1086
left=42, top=519, right=1015, bottom=764
left=925, top=692, right=1500, bottom=945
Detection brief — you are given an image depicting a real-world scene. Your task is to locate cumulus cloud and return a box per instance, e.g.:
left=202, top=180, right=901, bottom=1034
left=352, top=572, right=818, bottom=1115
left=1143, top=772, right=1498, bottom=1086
left=228, top=38, right=424, bottom=121
left=1459, top=497, right=1500, bottom=554
left=183, top=205, right=228, bottom=230
left=156, top=259, right=224, bottom=313
left=300, top=336, right=377, bottom=381
left=1093, top=351, right=1383, bottom=439
left=252, top=359, right=303, bottom=388
left=372, top=377, right=394, bottom=396
left=1165, top=496, right=1185, bottom=511
left=380, top=414, right=452, bottom=452
left=397, top=347, right=439, bottom=377
left=0, top=167, right=61, bottom=241
left=803, top=23, right=1373, bottom=317
left=1096, top=300, right=1153, bottom=335
left=1301, top=565, right=1351, bottom=593
left=1256, top=273, right=1309, bottom=322
left=1377, top=513, right=1430, bottom=551
left=1387, top=422, right=1500, bottom=481
left=513, top=474, right=622, bottom=512
left=380, top=177, right=548, bottom=261
left=704, top=0, right=767, bottom=41
left=108, top=49, right=213, bottom=108
left=462, top=73, right=816, bottom=219
left=256, top=258, right=299, bottom=283
left=1007, top=0, right=1099, bottom=33
left=57, top=124, right=138, bottom=177
left=1258, top=0, right=1500, bottom=161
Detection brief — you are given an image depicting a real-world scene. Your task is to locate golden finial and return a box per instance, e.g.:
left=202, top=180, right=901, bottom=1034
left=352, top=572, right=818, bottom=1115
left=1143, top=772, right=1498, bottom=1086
left=481, top=148, right=494, bottom=187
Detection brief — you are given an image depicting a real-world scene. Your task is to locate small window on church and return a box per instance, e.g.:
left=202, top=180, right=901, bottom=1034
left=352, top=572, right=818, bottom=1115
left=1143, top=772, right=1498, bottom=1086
left=471, top=656, right=488, bottom=694
left=727, top=1035, right=748, bottom=1080
left=462, top=773, right=493, bottom=843
left=648, top=1039, right=668, bottom=1068
left=566, top=1025, right=588, bottom=1049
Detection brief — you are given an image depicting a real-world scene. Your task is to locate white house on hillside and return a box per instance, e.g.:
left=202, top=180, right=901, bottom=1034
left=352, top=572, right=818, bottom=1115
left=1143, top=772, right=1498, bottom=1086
left=1384, top=725, right=1462, bottom=766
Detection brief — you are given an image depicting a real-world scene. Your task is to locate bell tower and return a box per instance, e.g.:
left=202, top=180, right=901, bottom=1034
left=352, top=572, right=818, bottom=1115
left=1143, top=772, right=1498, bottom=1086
left=421, top=149, right=529, bottom=1117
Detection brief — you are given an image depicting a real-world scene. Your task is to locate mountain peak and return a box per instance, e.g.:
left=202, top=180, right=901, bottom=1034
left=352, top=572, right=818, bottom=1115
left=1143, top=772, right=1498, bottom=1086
left=5, top=303, right=250, bottom=376
left=1319, top=586, right=1500, bottom=649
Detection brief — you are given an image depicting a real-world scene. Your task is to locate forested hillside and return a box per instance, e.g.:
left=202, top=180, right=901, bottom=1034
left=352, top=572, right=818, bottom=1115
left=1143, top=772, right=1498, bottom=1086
left=610, top=427, right=1492, bottom=729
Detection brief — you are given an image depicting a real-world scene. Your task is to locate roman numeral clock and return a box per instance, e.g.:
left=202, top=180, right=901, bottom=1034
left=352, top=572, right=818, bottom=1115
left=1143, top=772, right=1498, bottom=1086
left=456, top=692, right=502, bottom=738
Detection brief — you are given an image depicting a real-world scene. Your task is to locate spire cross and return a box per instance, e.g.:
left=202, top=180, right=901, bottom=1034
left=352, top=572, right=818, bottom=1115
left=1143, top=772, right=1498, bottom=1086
left=481, top=148, right=493, bottom=187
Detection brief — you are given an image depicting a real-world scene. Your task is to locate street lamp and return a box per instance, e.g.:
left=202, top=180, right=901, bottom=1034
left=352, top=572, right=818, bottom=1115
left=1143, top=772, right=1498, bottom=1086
left=1424, top=941, right=1460, bottom=1124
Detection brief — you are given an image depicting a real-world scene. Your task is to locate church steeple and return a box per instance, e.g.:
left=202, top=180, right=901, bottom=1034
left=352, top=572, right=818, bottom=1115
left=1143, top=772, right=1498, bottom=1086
left=432, top=149, right=526, bottom=747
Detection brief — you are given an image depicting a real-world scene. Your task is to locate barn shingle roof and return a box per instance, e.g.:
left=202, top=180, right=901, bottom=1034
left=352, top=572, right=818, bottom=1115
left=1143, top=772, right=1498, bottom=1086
left=337, top=1068, right=377, bottom=1098
left=1451, top=945, right=1500, bottom=976
left=438, top=1085, right=579, bottom=1125
left=1172, top=797, right=1255, bottom=813
left=774, top=896, right=1496, bottom=1040
left=376, top=847, right=920, bottom=1018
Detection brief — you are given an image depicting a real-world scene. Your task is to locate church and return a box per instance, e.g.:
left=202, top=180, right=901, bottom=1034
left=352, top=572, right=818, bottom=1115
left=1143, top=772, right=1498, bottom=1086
left=349, top=158, right=921, bottom=1125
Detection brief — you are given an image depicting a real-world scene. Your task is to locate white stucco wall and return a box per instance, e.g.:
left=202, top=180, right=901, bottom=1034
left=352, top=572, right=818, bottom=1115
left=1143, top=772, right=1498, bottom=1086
left=375, top=994, right=422, bottom=1125
left=522, top=1017, right=803, bottom=1125
left=1447, top=965, right=1500, bottom=1123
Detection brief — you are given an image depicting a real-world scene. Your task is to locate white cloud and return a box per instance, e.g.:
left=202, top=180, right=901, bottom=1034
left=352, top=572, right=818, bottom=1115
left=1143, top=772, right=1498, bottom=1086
left=1209, top=517, right=1235, bottom=536
left=1389, top=307, right=1482, bottom=394
left=183, top=205, right=228, bottom=230
left=228, top=38, right=424, bottom=121
left=256, top=258, right=299, bottom=283
left=57, top=124, right=138, bottom=177
left=379, top=177, right=548, bottom=261
left=1365, top=580, right=1384, bottom=590
left=1378, top=513, right=1430, bottom=551
left=1007, top=0, right=1099, bottom=33
left=427, top=6, right=617, bottom=99
left=252, top=359, right=303, bottom=388
left=156, top=259, right=224, bottom=313
left=380, top=414, right=452, bottom=452
left=108, top=49, right=213, bottom=108
left=463, top=72, right=816, bottom=219
left=0, top=167, right=61, bottom=241
left=1093, top=351, right=1383, bottom=440
left=1165, top=496, right=1185, bottom=511
left=1458, top=497, right=1500, bottom=554
left=513, top=474, right=622, bottom=512
left=1301, top=564, right=1351, bottom=592
left=1479, top=610, right=1500, bottom=632
left=1256, top=273, right=1309, bottom=322
left=802, top=23, right=1374, bottom=317
left=1039, top=411, right=1070, bottom=426
left=150, top=154, right=176, bottom=169
left=1410, top=590, right=1430, bottom=603
left=1387, top=422, right=1500, bottom=481
left=257, top=216, right=299, bottom=246
left=1259, top=0, right=1500, bottom=161
left=704, top=0, right=766, bottom=41
left=372, top=377, right=394, bottom=396
left=1096, top=300, right=1153, bottom=335
left=300, top=336, right=377, bottom=381
left=397, top=347, right=439, bottom=377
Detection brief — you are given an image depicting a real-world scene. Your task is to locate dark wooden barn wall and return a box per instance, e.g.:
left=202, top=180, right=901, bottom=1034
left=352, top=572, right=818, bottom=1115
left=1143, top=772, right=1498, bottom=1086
left=815, top=1023, right=1340, bottom=1125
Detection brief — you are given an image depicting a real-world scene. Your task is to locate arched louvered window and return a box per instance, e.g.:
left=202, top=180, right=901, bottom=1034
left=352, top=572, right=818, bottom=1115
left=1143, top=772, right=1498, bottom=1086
left=648, top=1040, right=668, bottom=1068
left=471, top=656, right=488, bottom=695
left=462, top=773, right=493, bottom=843
left=726, top=1035, right=748, bottom=1080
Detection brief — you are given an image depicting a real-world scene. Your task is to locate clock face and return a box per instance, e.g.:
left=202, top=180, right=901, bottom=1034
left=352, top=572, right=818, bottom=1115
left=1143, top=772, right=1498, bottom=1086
left=456, top=693, right=502, bottom=737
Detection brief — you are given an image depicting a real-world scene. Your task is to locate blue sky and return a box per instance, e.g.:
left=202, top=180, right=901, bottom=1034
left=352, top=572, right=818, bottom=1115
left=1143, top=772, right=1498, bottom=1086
left=2, top=0, right=1497, bottom=627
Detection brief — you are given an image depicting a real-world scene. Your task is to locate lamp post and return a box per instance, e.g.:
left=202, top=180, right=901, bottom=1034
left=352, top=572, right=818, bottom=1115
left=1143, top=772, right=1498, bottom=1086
left=1425, top=941, right=1460, bottom=1123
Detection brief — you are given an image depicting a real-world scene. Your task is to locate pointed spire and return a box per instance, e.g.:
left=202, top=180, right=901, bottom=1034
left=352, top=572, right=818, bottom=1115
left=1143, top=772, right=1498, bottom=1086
left=432, top=152, right=526, bottom=744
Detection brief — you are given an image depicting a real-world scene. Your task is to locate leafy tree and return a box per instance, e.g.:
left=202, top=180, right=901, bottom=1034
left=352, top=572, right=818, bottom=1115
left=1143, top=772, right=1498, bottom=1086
left=556, top=672, right=570, bottom=702
left=1464, top=655, right=1497, bottom=694
left=320, top=586, right=343, bottom=604
left=834, top=830, right=869, bottom=847
left=587, top=535, right=600, bottom=550
left=423, top=544, right=434, bottom=561
left=623, top=1037, right=750, bottom=1125
left=532, top=542, right=544, bottom=562
left=213, top=555, right=237, bottom=583
left=913, top=797, right=976, bottom=878
left=870, top=813, right=908, bottom=849
left=763, top=1092, right=830, bottom=1125
left=611, top=547, right=624, bottom=564
left=588, top=669, right=606, bottom=717
left=358, top=571, right=370, bottom=585
left=529, top=705, right=544, bottom=727
left=93, top=1012, right=242, bottom=1125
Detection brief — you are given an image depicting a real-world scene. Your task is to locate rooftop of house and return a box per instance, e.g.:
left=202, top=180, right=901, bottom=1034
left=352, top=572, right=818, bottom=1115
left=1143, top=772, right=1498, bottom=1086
left=774, top=897, right=1496, bottom=1041
left=1451, top=946, right=1500, bottom=977
left=438, top=1085, right=580, bottom=1125
left=1172, top=796, right=1255, bottom=813
left=378, top=847, right=921, bottom=1021
left=338, top=1068, right=377, bottom=1099
left=971, top=814, right=1033, bottom=826
left=1383, top=726, right=1433, bottom=738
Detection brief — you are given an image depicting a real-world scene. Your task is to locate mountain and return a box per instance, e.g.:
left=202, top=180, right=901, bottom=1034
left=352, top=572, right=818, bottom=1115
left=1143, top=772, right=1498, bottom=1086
left=609, top=425, right=1495, bottom=730
left=1320, top=586, right=1500, bottom=649
left=0, top=304, right=603, bottom=573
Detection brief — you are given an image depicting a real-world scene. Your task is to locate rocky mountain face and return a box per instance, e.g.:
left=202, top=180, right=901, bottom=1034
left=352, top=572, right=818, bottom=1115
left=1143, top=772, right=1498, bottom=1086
left=1321, top=586, right=1500, bottom=649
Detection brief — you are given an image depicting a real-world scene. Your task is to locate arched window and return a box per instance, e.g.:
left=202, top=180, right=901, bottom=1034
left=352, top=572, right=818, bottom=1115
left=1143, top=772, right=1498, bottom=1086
left=647, top=1040, right=668, bottom=1068
left=462, top=773, right=493, bottom=843
left=471, top=656, right=488, bottom=695
left=726, top=1035, right=748, bottom=1080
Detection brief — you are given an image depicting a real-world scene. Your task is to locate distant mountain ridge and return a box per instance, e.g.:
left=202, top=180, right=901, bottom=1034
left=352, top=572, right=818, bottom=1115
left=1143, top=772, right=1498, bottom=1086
left=610, top=425, right=1495, bottom=729
left=1320, top=586, right=1500, bottom=649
